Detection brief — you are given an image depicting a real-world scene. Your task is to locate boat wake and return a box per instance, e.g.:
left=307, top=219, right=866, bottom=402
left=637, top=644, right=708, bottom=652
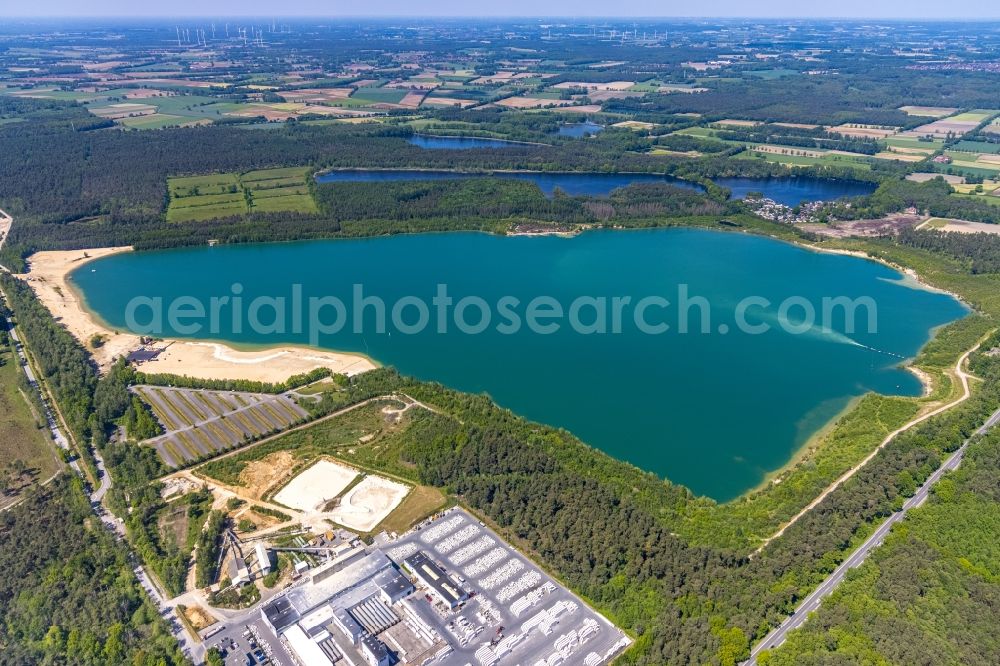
left=768, top=311, right=906, bottom=359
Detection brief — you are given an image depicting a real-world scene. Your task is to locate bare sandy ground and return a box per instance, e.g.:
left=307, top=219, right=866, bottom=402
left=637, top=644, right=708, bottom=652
left=21, top=247, right=377, bottom=380
left=330, top=474, right=410, bottom=532
left=0, top=209, right=12, bottom=249
left=921, top=218, right=1000, bottom=235
left=273, top=459, right=359, bottom=512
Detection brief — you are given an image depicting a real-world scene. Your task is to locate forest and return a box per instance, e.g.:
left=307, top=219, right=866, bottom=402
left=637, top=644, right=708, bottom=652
left=0, top=477, right=188, bottom=666
left=897, top=226, right=1000, bottom=273
left=605, top=70, right=1000, bottom=126
left=825, top=177, right=1000, bottom=226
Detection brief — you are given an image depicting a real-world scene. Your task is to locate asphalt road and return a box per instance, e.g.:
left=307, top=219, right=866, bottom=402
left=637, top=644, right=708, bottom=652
left=745, top=404, right=1000, bottom=664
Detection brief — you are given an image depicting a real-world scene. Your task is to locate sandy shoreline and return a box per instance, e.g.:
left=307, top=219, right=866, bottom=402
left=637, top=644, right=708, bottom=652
left=20, top=247, right=377, bottom=382
left=0, top=209, right=12, bottom=249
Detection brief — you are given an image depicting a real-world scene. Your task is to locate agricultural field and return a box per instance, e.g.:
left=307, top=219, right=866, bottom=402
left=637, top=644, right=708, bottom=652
left=884, top=135, right=943, bottom=152
left=942, top=149, right=1000, bottom=176
left=135, top=385, right=310, bottom=467
left=951, top=140, right=1000, bottom=154
left=872, top=151, right=925, bottom=163
left=898, top=105, right=959, bottom=117
left=496, top=96, right=579, bottom=109
left=0, top=342, right=61, bottom=508
left=902, top=110, right=999, bottom=140
left=952, top=178, right=1000, bottom=194
left=743, top=145, right=873, bottom=169
left=907, top=172, right=966, bottom=184
left=918, top=217, right=1000, bottom=234
left=831, top=123, right=899, bottom=139
left=120, top=113, right=208, bottom=130
left=76, top=92, right=253, bottom=128
left=166, top=166, right=317, bottom=222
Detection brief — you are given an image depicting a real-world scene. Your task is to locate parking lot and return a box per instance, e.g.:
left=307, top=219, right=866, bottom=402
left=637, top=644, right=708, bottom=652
left=386, top=508, right=631, bottom=665
left=204, top=616, right=297, bottom=666
left=134, top=385, right=309, bottom=467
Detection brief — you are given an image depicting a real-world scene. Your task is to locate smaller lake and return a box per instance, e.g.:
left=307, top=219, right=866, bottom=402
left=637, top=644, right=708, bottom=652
left=408, top=135, right=525, bottom=150
left=718, top=176, right=876, bottom=206
left=316, top=169, right=876, bottom=203
left=558, top=121, right=605, bottom=137
left=317, top=169, right=702, bottom=197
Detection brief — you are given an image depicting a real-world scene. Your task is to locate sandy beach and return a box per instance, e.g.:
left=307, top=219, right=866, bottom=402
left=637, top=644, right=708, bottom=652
left=0, top=209, right=12, bottom=250
left=806, top=242, right=965, bottom=303
left=20, top=247, right=377, bottom=381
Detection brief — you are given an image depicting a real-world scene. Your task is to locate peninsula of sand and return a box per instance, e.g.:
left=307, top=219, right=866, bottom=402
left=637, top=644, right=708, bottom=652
left=21, top=247, right=376, bottom=381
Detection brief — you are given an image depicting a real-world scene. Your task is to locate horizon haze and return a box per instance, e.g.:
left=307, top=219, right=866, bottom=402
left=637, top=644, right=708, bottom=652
left=1, top=1, right=998, bottom=19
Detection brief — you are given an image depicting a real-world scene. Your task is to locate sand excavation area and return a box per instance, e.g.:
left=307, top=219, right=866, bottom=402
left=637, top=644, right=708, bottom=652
left=269, top=457, right=411, bottom=532
left=272, top=459, right=359, bottom=512
left=329, top=475, right=411, bottom=532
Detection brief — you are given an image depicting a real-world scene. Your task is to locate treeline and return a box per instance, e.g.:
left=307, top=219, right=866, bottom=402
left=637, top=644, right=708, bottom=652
left=135, top=367, right=333, bottom=395
left=586, top=183, right=726, bottom=220
left=313, top=178, right=591, bottom=224
left=7, top=179, right=741, bottom=256
left=0, top=283, right=203, bottom=600
left=194, top=511, right=226, bottom=589
left=653, top=133, right=736, bottom=154
left=830, top=178, right=1000, bottom=225
left=0, top=273, right=98, bottom=457
left=0, top=477, right=187, bottom=665
left=605, top=69, right=1000, bottom=126
left=123, top=394, right=163, bottom=440
left=714, top=125, right=882, bottom=155
left=127, top=488, right=213, bottom=597
left=414, top=107, right=564, bottom=143
left=897, top=227, right=1000, bottom=273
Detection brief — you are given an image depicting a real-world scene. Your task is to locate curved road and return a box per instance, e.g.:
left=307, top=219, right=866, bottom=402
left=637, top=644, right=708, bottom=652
left=745, top=403, right=1000, bottom=664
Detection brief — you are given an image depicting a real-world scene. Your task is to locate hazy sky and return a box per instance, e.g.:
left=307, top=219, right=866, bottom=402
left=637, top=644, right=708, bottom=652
left=0, top=1, right=993, bottom=19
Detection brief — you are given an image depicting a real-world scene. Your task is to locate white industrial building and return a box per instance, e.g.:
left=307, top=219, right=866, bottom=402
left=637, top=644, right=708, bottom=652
left=255, top=541, right=274, bottom=576
left=259, top=549, right=416, bottom=666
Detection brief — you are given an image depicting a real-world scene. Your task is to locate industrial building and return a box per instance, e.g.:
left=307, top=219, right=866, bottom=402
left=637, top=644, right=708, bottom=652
left=258, top=549, right=419, bottom=666
left=361, top=635, right=391, bottom=666
left=227, top=555, right=250, bottom=587
left=402, top=550, right=468, bottom=609
left=255, top=541, right=274, bottom=575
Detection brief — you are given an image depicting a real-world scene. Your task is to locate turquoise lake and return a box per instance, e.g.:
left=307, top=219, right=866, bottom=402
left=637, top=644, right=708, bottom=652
left=71, top=229, right=967, bottom=501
